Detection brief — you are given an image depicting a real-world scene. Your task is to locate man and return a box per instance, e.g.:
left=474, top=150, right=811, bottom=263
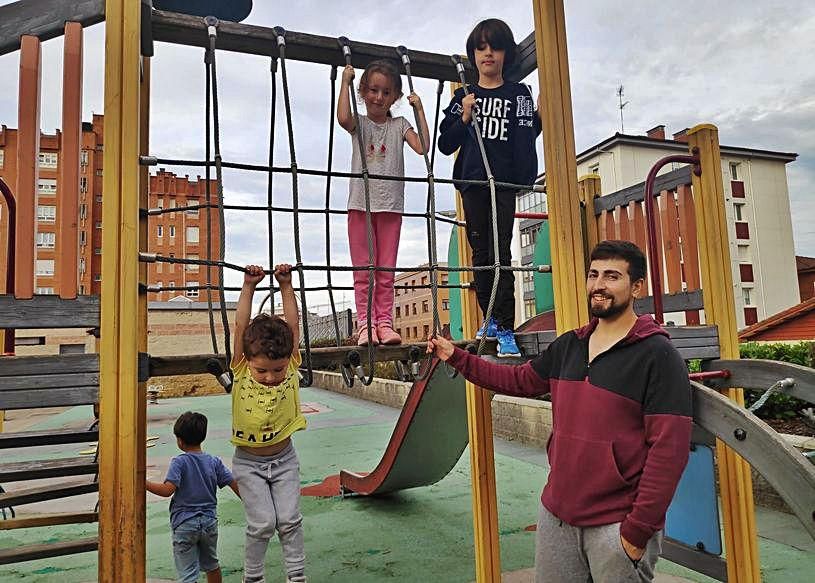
left=427, top=240, right=692, bottom=583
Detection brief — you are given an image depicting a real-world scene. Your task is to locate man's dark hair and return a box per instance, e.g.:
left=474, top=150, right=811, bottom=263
left=590, top=240, right=647, bottom=283
left=244, top=313, right=294, bottom=360
left=466, top=19, right=517, bottom=73
left=173, top=411, right=207, bottom=446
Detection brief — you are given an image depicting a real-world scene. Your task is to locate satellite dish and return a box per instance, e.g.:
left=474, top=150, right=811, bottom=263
left=152, top=0, right=253, bottom=22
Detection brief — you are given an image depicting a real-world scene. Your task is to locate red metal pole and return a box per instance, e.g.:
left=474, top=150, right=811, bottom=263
left=1, top=178, right=16, bottom=354
left=514, top=212, right=549, bottom=220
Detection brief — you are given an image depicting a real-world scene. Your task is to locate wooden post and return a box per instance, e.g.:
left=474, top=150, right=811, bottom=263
left=532, top=0, right=588, bottom=333
left=99, top=0, right=144, bottom=580
left=577, top=174, right=600, bottom=274
left=452, top=82, right=502, bottom=581
left=15, top=35, right=41, bottom=300
left=58, top=22, right=83, bottom=299
left=687, top=124, right=760, bottom=583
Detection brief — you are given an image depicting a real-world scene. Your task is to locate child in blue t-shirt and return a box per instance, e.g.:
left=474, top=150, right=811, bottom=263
left=147, top=411, right=240, bottom=583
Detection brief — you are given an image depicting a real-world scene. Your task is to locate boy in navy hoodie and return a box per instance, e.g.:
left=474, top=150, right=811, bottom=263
left=428, top=241, right=692, bottom=583
left=439, top=18, right=542, bottom=357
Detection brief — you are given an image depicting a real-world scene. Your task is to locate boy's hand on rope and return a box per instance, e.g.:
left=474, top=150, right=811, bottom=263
left=273, top=263, right=294, bottom=286
left=461, top=93, right=476, bottom=124
left=341, top=64, right=355, bottom=84
left=407, top=92, right=423, bottom=111
left=243, top=264, right=266, bottom=287
left=427, top=334, right=454, bottom=361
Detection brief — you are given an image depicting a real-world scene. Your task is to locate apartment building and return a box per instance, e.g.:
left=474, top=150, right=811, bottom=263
left=0, top=117, right=219, bottom=303
left=392, top=264, right=451, bottom=342
left=515, top=125, right=799, bottom=329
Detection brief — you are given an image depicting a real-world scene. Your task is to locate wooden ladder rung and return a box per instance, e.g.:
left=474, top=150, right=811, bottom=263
left=0, top=537, right=98, bottom=565
left=0, top=481, right=98, bottom=508
left=0, top=511, right=98, bottom=530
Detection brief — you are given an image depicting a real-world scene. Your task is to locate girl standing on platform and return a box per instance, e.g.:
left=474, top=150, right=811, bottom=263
left=338, top=59, right=430, bottom=346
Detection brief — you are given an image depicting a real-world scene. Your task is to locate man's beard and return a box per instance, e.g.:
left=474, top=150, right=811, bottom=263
left=589, top=294, right=630, bottom=319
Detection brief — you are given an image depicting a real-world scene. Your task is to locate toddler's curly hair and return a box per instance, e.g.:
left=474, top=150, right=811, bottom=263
left=243, top=313, right=293, bottom=360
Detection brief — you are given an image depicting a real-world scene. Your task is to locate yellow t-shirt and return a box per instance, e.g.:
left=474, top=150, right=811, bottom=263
left=230, top=350, right=306, bottom=447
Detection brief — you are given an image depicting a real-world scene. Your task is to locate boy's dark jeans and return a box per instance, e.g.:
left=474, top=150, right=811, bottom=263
left=461, top=185, right=517, bottom=331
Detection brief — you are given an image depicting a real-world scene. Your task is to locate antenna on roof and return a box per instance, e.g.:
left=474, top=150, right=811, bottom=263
left=617, top=85, right=629, bottom=133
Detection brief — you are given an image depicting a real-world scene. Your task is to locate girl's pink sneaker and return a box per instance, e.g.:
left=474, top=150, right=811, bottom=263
left=377, top=322, right=402, bottom=345
left=357, top=324, right=379, bottom=346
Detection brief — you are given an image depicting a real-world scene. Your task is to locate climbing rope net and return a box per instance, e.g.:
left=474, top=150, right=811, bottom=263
left=138, top=18, right=549, bottom=388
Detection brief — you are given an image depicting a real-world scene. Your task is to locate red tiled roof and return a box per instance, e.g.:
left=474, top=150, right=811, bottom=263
left=739, top=296, right=815, bottom=340
left=796, top=256, right=815, bottom=272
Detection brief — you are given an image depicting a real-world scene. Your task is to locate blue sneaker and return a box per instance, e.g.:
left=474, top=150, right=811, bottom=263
left=475, top=317, right=498, bottom=340
left=496, top=328, right=521, bottom=358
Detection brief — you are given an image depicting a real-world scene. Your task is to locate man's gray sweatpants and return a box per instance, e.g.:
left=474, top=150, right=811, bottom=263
left=535, top=503, right=663, bottom=583
left=233, top=443, right=305, bottom=582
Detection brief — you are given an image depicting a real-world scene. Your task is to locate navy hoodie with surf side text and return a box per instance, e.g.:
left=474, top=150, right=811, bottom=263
left=446, top=315, right=692, bottom=548
left=438, top=83, right=541, bottom=192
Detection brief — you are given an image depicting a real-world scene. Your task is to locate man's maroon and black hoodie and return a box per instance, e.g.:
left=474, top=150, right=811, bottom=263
left=447, top=314, right=692, bottom=548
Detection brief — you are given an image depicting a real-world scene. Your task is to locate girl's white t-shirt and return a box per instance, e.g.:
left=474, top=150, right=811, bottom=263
left=348, top=115, right=412, bottom=213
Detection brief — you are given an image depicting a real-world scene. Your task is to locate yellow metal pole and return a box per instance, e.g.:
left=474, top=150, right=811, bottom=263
left=99, top=1, right=144, bottom=580
left=452, top=83, right=502, bottom=582
left=578, top=174, right=601, bottom=274
left=532, top=0, right=588, bottom=333
left=687, top=124, right=760, bottom=583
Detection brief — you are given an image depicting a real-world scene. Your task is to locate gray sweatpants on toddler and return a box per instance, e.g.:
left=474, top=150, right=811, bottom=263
left=535, top=503, right=663, bottom=583
left=233, top=443, right=305, bottom=582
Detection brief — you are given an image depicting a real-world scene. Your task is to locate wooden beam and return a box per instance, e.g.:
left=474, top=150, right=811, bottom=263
left=0, top=371, right=98, bottom=390
left=14, top=34, right=40, bottom=300
left=57, top=21, right=84, bottom=299
left=0, top=511, right=98, bottom=530
left=0, top=457, right=98, bottom=481
left=702, top=359, right=815, bottom=404
left=0, top=353, right=99, bottom=375
left=634, top=289, right=705, bottom=315
left=0, top=0, right=105, bottom=56
left=0, top=481, right=98, bottom=508
left=533, top=0, right=588, bottom=334
left=593, top=166, right=692, bottom=213
left=0, top=537, right=98, bottom=565
left=687, top=124, right=761, bottom=582
left=99, top=0, right=144, bottom=579
left=0, top=428, right=99, bottom=449
left=508, top=31, right=538, bottom=82
left=661, top=538, right=726, bottom=582
left=0, top=386, right=98, bottom=409
left=0, top=294, right=100, bottom=328
left=150, top=9, right=475, bottom=82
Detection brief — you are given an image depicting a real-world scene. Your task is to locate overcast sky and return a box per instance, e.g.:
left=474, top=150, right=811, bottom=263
left=1, top=1, right=813, bottom=311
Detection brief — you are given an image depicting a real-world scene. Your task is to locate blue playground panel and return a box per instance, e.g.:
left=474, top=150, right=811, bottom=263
left=665, top=444, right=722, bottom=555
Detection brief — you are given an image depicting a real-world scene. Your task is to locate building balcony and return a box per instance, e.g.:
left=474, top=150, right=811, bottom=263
left=731, top=180, right=745, bottom=198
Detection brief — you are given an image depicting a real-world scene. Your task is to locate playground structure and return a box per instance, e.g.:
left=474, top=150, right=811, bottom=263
left=0, top=1, right=814, bottom=582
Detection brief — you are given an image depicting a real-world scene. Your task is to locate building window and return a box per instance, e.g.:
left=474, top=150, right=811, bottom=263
left=94, top=247, right=102, bottom=255
left=405, top=328, right=410, bottom=339
left=38, top=179, right=57, bottom=196
left=524, top=298, right=536, bottom=320
left=186, top=255, right=199, bottom=272
left=80, top=150, right=89, bottom=166
left=729, top=162, right=740, bottom=181
left=95, top=195, right=103, bottom=203
left=95, top=221, right=102, bottom=229
left=0, top=149, right=4, bottom=168
left=156, top=261, right=163, bottom=274
left=422, top=300, right=429, bottom=313
left=157, top=225, right=163, bottom=238
left=185, top=203, right=199, bottom=218
left=37, top=205, right=56, bottom=222
left=735, top=222, right=749, bottom=240
left=734, top=203, right=744, bottom=221
left=396, top=306, right=401, bottom=318
left=589, top=163, right=599, bottom=175
left=80, top=203, right=87, bottom=219
left=35, top=287, right=55, bottom=295
left=186, top=282, right=199, bottom=298
left=95, top=169, right=103, bottom=176
left=79, top=285, right=86, bottom=294
left=412, top=303, right=417, bottom=315
left=38, top=152, right=58, bottom=168
left=744, top=307, right=758, bottom=326
left=169, top=225, right=176, bottom=238
left=79, top=258, right=86, bottom=274
left=742, top=288, right=752, bottom=306
left=442, top=299, right=449, bottom=311
left=80, top=177, right=88, bottom=193
left=169, top=280, right=175, bottom=289
left=94, top=274, right=102, bottom=282
left=395, top=288, right=400, bottom=297
left=423, top=324, right=429, bottom=339
left=186, top=226, right=200, bottom=243
left=80, top=230, right=87, bottom=245
left=157, top=197, right=164, bottom=209
left=739, top=264, right=754, bottom=283
left=169, top=199, right=177, bottom=209
left=36, top=259, right=55, bottom=276
left=421, top=276, right=428, bottom=286
left=413, top=326, right=418, bottom=338
left=36, top=232, right=56, bottom=248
